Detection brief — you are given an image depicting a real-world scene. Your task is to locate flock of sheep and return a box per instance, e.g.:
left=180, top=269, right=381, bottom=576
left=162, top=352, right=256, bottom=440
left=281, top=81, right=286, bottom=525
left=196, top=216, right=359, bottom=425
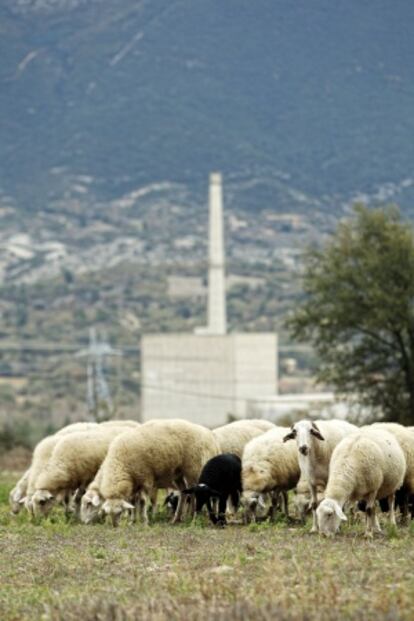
left=7, top=416, right=414, bottom=537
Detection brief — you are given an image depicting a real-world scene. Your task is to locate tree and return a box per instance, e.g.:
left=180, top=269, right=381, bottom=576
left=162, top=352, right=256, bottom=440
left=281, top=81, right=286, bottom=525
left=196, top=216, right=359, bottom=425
left=287, top=204, right=414, bottom=424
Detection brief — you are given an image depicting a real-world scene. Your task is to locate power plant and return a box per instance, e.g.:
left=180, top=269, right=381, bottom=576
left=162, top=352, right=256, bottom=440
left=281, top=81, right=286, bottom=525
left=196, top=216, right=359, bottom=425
left=141, top=173, right=278, bottom=427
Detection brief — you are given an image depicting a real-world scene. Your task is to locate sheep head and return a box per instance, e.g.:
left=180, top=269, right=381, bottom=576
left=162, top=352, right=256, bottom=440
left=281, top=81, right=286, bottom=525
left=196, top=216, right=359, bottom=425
left=80, top=491, right=104, bottom=524
left=102, top=498, right=134, bottom=527
left=316, top=498, right=347, bottom=536
left=31, top=490, right=55, bottom=518
left=283, top=420, right=325, bottom=456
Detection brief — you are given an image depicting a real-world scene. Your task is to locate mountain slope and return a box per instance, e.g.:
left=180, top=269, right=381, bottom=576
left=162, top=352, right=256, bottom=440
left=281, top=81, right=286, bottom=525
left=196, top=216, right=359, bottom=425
left=1, top=0, right=414, bottom=211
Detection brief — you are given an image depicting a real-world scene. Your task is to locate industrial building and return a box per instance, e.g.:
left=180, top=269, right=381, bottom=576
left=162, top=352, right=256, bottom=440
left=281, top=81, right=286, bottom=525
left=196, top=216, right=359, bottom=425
left=141, top=173, right=278, bottom=427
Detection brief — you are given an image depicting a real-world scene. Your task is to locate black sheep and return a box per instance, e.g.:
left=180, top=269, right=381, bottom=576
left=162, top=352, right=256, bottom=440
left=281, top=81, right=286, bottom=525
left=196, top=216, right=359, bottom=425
left=183, top=453, right=242, bottom=526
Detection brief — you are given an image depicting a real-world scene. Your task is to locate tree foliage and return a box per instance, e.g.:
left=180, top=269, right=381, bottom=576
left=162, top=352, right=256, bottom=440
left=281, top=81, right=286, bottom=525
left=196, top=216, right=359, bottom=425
left=288, top=204, right=414, bottom=423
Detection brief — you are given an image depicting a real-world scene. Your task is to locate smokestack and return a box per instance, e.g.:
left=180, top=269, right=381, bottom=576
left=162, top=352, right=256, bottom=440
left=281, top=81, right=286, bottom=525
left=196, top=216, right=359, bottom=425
left=207, top=172, right=227, bottom=334
left=194, top=172, right=227, bottom=336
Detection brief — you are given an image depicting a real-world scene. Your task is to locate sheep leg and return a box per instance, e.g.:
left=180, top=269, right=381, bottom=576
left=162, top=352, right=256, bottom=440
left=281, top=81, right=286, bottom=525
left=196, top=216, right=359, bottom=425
left=365, top=497, right=380, bottom=537
left=230, top=491, right=240, bottom=517
left=266, top=491, right=278, bottom=522
left=310, top=484, right=319, bottom=533
left=217, top=495, right=227, bottom=527
left=172, top=492, right=185, bottom=524
left=139, top=495, right=149, bottom=526
left=149, top=488, right=158, bottom=519
left=387, top=494, right=397, bottom=527
left=281, top=490, right=289, bottom=519
left=206, top=497, right=217, bottom=525
left=400, top=491, right=410, bottom=525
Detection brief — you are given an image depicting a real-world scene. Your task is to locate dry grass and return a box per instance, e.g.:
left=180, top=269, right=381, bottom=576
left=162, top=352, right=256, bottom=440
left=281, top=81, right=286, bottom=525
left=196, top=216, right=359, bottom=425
left=1, top=473, right=414, bottom=621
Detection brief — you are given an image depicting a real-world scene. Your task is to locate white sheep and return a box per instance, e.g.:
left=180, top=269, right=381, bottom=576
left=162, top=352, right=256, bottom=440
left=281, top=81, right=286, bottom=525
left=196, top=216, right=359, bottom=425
left=99, top=418, right=220, bottom=526
left=370, top=422, right=414, bottom=522
left=31, top=425, right=131, bottom=518
left=18, top=422, right=100, bottom=515
left=283, top=419, right=358, bottom=532
left=316, top=427, right=406, bottom=537
left=80, top=466, right=158, bottom=525
left=213, top=419, right=274, bottom=458
left=242, top=426, right=300, bottom=522
left=9, top=422, right=97, bottom=514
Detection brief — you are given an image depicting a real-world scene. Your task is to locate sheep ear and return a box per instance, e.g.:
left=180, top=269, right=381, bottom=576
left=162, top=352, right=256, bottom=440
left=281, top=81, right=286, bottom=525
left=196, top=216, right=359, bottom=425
left=92, top=495, right=101, bottom=507
left=19, top=497, right=27, bottom=505
left=121, top=500, right=134, bottom=511
left=283, top=430, right=296, bottom=442
left=310, top=423, right=325, bottom=441
left=334, top=504, right=347, bottom=521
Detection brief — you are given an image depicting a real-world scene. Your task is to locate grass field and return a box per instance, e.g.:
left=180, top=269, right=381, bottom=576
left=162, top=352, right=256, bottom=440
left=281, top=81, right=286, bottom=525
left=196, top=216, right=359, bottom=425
left=1, top=472, right=414, bottom=621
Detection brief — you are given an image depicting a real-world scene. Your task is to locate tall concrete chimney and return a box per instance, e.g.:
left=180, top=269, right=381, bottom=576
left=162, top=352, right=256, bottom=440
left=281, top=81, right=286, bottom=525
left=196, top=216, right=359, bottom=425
left=207, top=172, right=227, bottom=334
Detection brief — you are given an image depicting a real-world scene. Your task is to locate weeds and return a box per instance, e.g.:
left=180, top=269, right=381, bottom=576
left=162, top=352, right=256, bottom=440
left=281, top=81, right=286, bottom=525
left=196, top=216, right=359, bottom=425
left=1, top=476, right=414, bottom=621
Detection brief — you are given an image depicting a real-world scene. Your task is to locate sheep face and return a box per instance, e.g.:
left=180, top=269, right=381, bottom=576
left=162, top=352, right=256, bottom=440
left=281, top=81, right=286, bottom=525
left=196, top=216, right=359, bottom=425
left=102, top=499, right=134, bottom=527
left=164, top=491, right=180, bottom=515
left=283, top=420, right=325, bottom=456
left=241, top=491, right=266, bottom=521
left=316, top=499, right=347, bottom=536
left=80, top=491, right=103, bottom=524
left=31, top=490, right=55, bottom=518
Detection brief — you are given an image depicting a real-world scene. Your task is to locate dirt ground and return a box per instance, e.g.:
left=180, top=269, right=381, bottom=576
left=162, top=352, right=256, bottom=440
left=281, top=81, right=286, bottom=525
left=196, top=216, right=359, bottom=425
left=1, top=472, right=414, bottom=621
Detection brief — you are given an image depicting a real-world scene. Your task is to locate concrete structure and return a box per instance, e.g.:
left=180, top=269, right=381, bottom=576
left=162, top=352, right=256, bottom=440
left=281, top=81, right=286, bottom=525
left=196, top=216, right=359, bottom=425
left=141, top=333, right=277, bottom=427
left=195, top=172, right=226, bottom=335
left=140, top=173, right=279, bottom=427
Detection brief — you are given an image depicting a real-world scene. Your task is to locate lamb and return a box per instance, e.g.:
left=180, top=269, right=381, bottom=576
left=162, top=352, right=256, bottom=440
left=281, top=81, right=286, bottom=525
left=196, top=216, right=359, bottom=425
left=283, top=419, right=358, bottom=531
left=183, top=453, right=242, bottom=526
left=242, top=426, right=300, bottom=522
left=99, top=418, right=220, bottom=526
left=316, top=427, right=406, bottom=537
left=213, top=419, right=274, bottom=458
left=370, top=422, right=414, bottom=522
left=31, top=425, right=131, bottom=518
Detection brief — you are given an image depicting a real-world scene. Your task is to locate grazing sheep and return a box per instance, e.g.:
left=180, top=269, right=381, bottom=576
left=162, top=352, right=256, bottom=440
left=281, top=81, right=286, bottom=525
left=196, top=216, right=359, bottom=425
left=100, top=419, right=219, bottom=526
left=183, top=453, right=242, bottom=526
left=19, top=422, right=99, bottom=516
left=283, top=419, right=358, bottom=532
left=293, top=476, right=324, bottom=523
left=213, top=419, right=274, bottom=457
left=370, top=422, right=414, bottom=522
left=9, top=423, right=97, bottom=514
left=242, top=426, right=300, bottom=522
left=31, top=426, right=130, bottom=518
left=316, top=427, right=406, bottom=537
left=80, top=467, right=158, bottom=525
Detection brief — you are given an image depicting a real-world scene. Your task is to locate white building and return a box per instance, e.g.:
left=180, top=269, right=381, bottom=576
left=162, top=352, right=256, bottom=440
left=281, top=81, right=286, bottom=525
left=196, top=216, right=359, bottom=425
left=140, top=173, right=278, bottom=427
